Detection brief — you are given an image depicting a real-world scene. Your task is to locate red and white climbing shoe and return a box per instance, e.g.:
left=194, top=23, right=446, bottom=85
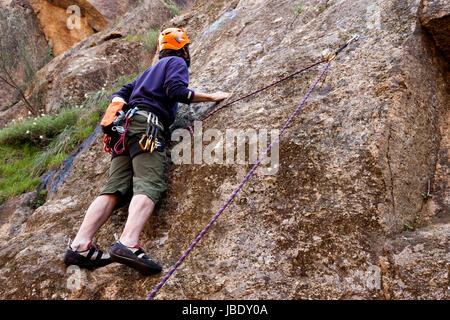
left=63, top=242, right=113, bottom=269
left=109, top=241, right=162, bottom=276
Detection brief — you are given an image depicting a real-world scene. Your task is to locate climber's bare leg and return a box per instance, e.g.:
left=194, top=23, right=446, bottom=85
left=119, top=194, right=154, bottom=247
left=72, top=194, right=119, bottom=251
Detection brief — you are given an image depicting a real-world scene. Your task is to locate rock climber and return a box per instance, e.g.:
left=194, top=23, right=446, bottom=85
left=63, top=28, right=230, bottom=275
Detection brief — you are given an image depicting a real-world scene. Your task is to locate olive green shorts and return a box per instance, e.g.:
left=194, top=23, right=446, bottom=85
left=100, top=114, right=166, bottom=204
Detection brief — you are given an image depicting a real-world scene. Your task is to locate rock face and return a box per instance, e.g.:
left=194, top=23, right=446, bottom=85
left=25, top=0, right=176, bottom=113
left=0, top=0, right=448, bottom=300
left=381, top=222, right=449, bottom=299
left=28, top=0, right=108, bottom=57
left=86, top=0, right=140, bottom=25
left=0, top=0, right=49, bottom=111
left=0, top=0, right=192, bottom=122
left=420, top=0, right=450, bottom=61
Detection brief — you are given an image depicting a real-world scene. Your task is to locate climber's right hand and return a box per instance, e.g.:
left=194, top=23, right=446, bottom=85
left=210, top=91, right=231, bottom=102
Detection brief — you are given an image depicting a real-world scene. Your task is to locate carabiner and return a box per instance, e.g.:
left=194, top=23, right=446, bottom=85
left=139, top=134, right=149, bottom=151
left=326, top=53, right=337, bottom=62
left=112, top=126, right=125, bottom=134
left=347, top=34, right=360, bottom=46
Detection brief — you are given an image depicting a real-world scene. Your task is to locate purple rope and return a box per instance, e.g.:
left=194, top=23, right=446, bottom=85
left=147, top=60, right=332, bottom=300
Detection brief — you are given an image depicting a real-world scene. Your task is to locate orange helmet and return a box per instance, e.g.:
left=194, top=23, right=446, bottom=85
left=158, top=28, right=190, bottom=51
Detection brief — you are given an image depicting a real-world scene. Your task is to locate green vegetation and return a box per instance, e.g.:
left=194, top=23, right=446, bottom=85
left=0, top=108, right=79, bottom=146
left=0, top=107, right=100, bottom=204
left=0, top=65, right=141, bottom=205
left=0, top=74, right=137, bottom=205
left=30, top=189, right=47, bottom=209
left=166, top=1, right=180, bottom=16
left=126, top=28, right=160, bottom=50
left=0, top=144, right=41, bottom=204
left=294, top=2, right=305, bottom=14
left=160, top=0, right=179, bottom=16
left=404, top=216, right=420, bottom=231
left=290, top=1, right=306, bottom=28
left=46, top=40, right=54, bottom=61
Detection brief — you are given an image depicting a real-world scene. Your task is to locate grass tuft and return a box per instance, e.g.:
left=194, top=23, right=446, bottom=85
left=166, top=2, right=179, bottom=16
left=294, top=3, right=305, bottom=14
left=126, top=28, right=160, bottom=50
left=0, top=109, right=79, bottom=146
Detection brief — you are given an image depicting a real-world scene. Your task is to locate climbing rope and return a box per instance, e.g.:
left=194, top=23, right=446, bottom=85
left=186, top=59, right=326, bottom=135
left=147, top=35, right=359, bottom=300
left=186, top=34, right=359, bottom=135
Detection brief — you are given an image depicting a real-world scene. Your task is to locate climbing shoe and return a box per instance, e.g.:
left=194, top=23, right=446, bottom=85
left=109, top=241, right=162, bottom=276
left=63, top=242, right=113, bottom=269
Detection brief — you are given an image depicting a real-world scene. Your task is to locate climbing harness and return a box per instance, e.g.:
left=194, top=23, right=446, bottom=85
left=138, top=111, right=164, bottom=153
left=146, top=35, right=359, bottom=300
left=103, top=107, right=165, bottom=156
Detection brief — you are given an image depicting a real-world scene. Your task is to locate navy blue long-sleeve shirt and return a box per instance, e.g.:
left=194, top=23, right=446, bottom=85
left=111, top=56, right=194, bottom=129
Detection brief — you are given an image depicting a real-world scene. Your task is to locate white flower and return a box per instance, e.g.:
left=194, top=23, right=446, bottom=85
left=39, top=135, right=43, bottom=139
left=33, top=122, right=37, bottom=125
left=26, top=130, right=30, bottom=134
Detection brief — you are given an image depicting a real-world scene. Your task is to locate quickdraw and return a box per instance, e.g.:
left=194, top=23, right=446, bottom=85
left=326, top=34, right=360, bottom=62
left=113, top=107, right=138, bottom=155
left=139, top=112, right=162, bottom=153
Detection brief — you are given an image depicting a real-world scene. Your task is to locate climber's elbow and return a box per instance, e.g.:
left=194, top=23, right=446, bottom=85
left=167, top=85, right=195, bottom=104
